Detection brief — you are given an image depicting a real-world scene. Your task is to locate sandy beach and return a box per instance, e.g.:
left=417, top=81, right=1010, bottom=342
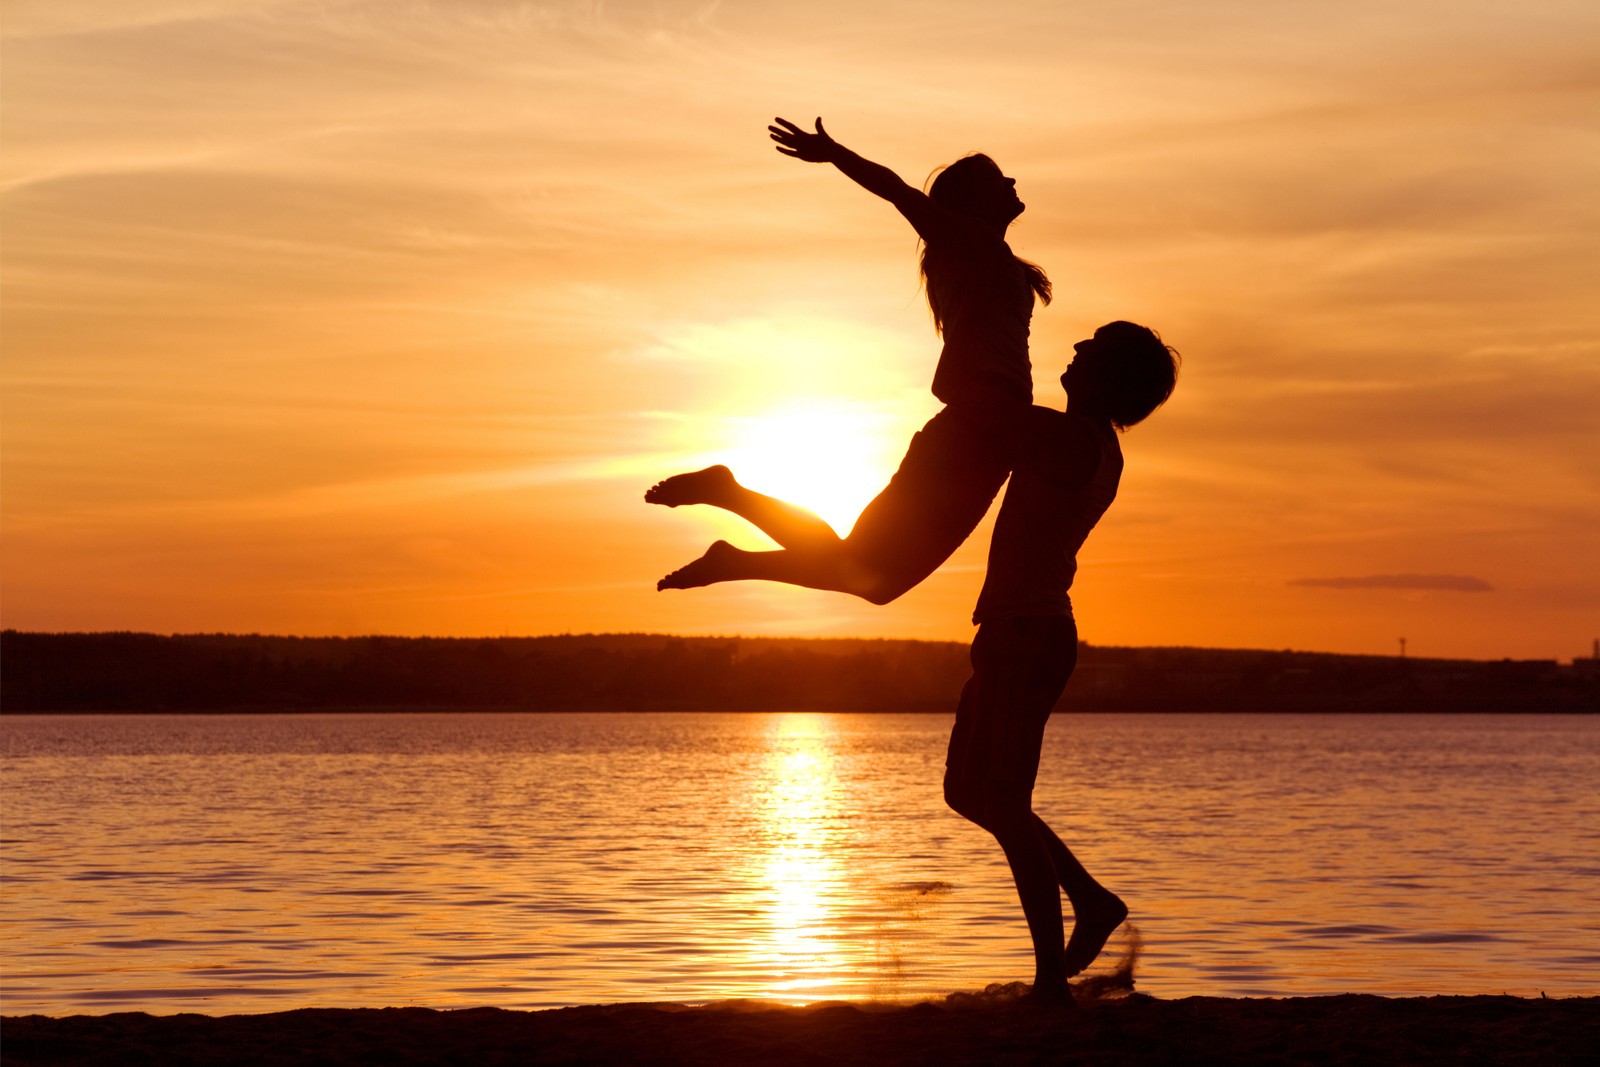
left=7, top=991, right=1597, bottom=1067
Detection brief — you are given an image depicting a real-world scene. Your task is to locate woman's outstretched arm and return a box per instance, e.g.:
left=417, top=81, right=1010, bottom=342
left=769, top=116, right=967, bottom=244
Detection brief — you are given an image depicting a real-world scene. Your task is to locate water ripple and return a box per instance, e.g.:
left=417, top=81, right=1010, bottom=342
left=3, top=711, right=1596, bottom=1013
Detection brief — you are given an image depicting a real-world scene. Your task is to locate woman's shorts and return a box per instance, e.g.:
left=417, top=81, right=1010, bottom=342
left=844, top=404, right=1015, bottom=597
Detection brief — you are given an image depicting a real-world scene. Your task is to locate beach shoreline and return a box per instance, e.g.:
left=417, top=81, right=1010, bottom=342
left=6, top=993, right=1597, bottom=1066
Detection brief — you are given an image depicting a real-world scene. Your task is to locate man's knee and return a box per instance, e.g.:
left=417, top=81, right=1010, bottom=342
left=944, top=773, right=982, bottom=824
left=940, top=780, right=966, bottom=825
left=945, top=773, right=1030, bottom=833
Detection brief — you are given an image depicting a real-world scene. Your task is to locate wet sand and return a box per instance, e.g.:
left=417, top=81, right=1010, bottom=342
left=6, top=992, right=1596, bottom=1067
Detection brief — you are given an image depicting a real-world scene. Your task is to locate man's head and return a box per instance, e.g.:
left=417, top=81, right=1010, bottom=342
left=1064, top=321, right=1179, bottom=429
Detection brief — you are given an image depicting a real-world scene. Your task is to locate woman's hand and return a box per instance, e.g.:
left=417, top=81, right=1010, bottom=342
left=768, top=115, right=918, bottom=219
left=769, top=116, right=841, bottom=163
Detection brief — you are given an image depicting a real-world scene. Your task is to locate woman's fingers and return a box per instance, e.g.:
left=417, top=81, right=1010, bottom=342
left=769, top=116, right=823, bottom=159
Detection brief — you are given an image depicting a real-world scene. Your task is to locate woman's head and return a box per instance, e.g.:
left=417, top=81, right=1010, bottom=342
left=1066, top=321, right=1180, bottom=429
left=928, top=153, right=1023, bottom=227
left=920, top=153, right=1049, bottom=333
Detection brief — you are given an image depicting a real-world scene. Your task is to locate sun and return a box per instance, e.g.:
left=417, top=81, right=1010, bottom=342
left=719, top=400, right=903, bottom=534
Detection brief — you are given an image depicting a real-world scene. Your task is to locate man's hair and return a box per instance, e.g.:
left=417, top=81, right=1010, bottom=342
left=1087, top=321, right=1180, bottom=430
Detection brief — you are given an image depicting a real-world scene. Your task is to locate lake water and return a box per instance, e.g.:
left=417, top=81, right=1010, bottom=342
left=2, top=712, right=1597, bottom=1015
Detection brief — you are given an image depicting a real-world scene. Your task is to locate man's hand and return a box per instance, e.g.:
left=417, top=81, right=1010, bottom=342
left=769, top=116, right=842, bottom=163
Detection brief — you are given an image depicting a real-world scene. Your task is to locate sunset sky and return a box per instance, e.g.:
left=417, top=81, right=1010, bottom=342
left=3, top=0, right=1596, bottom=660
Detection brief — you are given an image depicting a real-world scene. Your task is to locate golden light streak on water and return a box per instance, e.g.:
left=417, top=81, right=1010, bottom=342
left=753, top=714, right=847, bottom=998
left=2, top=713, right=1596, bottom=1015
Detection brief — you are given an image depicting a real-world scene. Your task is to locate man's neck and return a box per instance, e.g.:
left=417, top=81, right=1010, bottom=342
left=1064, top=393, right=1111, bottom=426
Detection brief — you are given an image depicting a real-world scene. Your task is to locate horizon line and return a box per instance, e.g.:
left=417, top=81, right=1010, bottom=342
left=3, top=629, right=1593, bottom=667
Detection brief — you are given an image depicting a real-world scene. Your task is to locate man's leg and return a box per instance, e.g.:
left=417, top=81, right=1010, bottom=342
left=984, top=798, right=1073, bottom=998
left=1032, top=815, right=1127, bottom=976
left=944, top=619, right=1076, bottom=1000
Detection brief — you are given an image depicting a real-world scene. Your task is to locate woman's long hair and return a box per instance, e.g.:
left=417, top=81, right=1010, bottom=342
left=918, top=153, right=1051, bottom=333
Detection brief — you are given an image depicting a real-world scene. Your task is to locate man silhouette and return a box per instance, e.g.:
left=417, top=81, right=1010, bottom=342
left=942, top=321, right=1178, bottom=1004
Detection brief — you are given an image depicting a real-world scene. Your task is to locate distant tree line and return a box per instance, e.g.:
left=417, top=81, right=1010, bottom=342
left=1, top=631, right=1594, bottom=714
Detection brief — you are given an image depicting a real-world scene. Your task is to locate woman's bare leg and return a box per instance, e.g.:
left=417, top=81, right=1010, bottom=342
left=656, top=540, right=890, bottom=601
left=645, top=465, right=840, bottom=551
left=648, top=414, right=1000, bottom=604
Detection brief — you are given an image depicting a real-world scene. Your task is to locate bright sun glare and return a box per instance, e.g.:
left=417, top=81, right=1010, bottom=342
left=720, top=401, right=900, bottom=534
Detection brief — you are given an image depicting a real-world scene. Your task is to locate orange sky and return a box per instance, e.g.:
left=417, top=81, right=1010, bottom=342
left=3, top=1, right=1597, bottom=660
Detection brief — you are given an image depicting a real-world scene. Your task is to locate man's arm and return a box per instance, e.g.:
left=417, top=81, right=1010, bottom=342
left=769, top=116, right=978, bottom=246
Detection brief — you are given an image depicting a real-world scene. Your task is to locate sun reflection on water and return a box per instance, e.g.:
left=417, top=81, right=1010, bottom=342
left=5, top=713, right=1593, bottom=1015
left=752, top=713, right=848, bottom=999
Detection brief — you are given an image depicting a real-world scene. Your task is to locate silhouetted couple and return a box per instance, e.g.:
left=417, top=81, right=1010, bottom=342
left=648, top=117, right=1178, bottom=1004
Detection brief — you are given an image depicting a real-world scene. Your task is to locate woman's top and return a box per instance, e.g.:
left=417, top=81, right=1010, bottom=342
left=923, top=226, right=1036, bottom=407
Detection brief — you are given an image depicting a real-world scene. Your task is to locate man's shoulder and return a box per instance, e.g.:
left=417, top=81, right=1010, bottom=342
left=1023, top=406, right=1100, bottom=446
left=1017, top=408, right=1109, bottom=487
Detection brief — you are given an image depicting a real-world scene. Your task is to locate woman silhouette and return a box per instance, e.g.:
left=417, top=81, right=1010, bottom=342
left=649, top=117, right=1049, bottom=603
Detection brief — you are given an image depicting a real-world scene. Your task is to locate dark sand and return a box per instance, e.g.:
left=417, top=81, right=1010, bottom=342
left=6, top=991, right=1596, bottom=1067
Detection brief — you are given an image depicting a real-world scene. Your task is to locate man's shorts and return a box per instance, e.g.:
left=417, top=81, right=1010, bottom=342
left=944, top=615, right=1079, bottom=804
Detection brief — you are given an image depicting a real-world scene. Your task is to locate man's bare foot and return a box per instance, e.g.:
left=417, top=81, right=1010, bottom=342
left=657, top=540, right=742, bottom=590
left=1064, top=892, right=1128, bottom=977
left=645, top=465, right=737, bottom=508
left=1019, top=977, right=1075, bottom=1010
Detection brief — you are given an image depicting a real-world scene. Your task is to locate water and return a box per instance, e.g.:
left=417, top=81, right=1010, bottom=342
left=2, top=712, right=1596, bottom=1015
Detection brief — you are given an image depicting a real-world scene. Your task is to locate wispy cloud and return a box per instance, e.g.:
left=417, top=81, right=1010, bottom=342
left=3, top=0, right=1596, bottom=654
left=1290, top=574, right=1493, bottom=592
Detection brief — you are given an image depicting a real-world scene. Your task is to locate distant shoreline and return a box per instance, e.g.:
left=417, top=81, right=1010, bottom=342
left=4, top=706, right=1595, bottom=716
left=6, top=994, right=1598, bottom=1067
left=4, top=631, right=1595, bottom=715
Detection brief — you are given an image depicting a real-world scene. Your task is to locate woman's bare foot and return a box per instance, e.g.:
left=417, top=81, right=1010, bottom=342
left=645, top=465, right=737, bottom=508
left=1064, top=892, right=1128, bottom=977
left=657, top=540, right=742, bottom=590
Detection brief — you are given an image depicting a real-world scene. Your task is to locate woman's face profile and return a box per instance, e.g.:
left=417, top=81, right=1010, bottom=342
left=936, top=156, right=1023, bottom=225
left=970, top=161, right=1023, bottom=222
